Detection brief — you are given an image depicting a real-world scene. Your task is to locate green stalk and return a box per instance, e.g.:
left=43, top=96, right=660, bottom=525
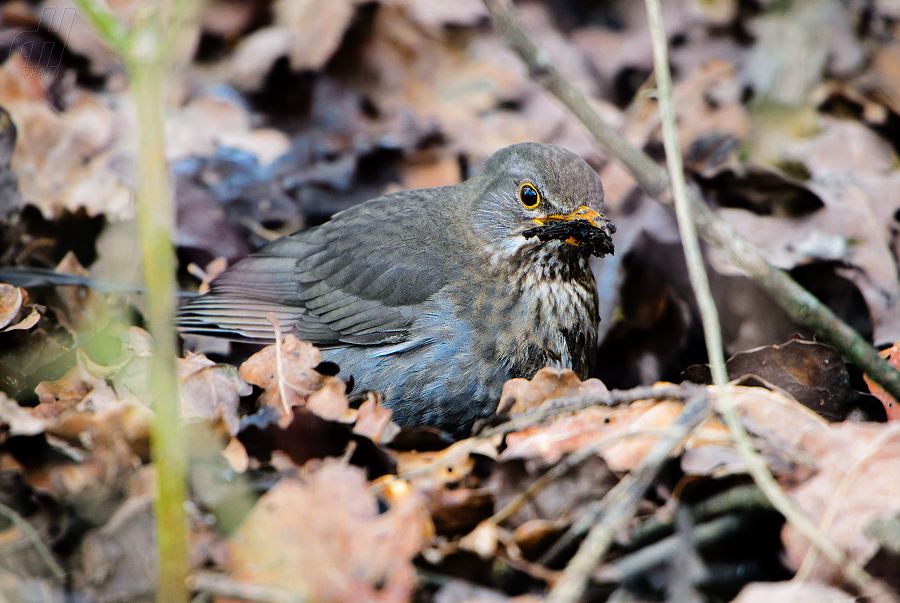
left=74, top=2, right=190, bottom=601
left=131, top=38, right=189, bottom=603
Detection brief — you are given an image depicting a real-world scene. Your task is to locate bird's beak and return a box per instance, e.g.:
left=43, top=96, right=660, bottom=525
left=533, top=206, right=608, bottom=246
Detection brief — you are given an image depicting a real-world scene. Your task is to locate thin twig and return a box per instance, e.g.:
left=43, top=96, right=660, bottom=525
left=641, top=3, right=893, bottom=599
left=396, top=382, right=689, bottom=483
left=626, top=484, right=771, bottom=548
left=188, top=571, right=307, bottom=603
left=480, top=0, right=900, bottom=405
left=487, top=427, right=698, bottom=526
left=544, top=392, right=710, bottom=603
left=267, top=312, right=293, bottom=418
left=597, top=514, right=746, bottom=584
left=0, top=501, right=65, bottom=581
left=796, top=425, right=900, bottom=581
left=644, top=0, right=727, bottom=390
left=478, top=382, right=687, bottom=440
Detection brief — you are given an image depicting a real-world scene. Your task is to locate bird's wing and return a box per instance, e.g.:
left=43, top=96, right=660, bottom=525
left=177, top=190, right=453, bottom=345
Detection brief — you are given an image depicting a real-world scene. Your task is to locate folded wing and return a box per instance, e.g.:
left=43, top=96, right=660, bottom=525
left=177, top=189, right=452, bottom=346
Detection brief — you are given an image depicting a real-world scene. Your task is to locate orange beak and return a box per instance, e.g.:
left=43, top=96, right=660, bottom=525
left=533, top=205, right=607, bottom=246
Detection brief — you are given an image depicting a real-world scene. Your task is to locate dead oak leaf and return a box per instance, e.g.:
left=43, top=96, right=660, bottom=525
left=1, top=53, right=132, bottom=220
left=227, top=462, right=428, bottom=603
left=782, top=422, right=900, bottom=583
left=231, top=0, right=360, bottom=90
left=33, top=364, right=152, bottom=458
left=0, top=283, right=40, bottom=332
left=238, top=334, right=350, bottom=421
left=0, top=392, right=45, bottom=438
left=178, top=352, right=251, bottom=436
left=353, top=395, right=400, bottom=444
left=863, top=340, right=900, bottom=421
left=502, top=398, right=689, bottom=472
left=715, top=117, right=900, bottom=344
left=499, top=366, right=609, bottom=414
left=681, top=386, right=827, bottom=481
left=503, top=385, right=826, bottom=478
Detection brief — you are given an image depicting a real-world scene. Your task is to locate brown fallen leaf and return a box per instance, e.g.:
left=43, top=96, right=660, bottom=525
left=1, top=53, right=131, bottom=220
left=227, top=462, right=428, bottom=602
left=685, top=338, right=857, bottom=421
left=732, top=581, right=855, bottom=603
left=178, top=352, right=251, bottom=436
left=502, top=398, right=688, bottom=472
left=394, top=436, right=499, bottom=489
left=422, top=487, right=494, bottom=536
left=498, top=367, right=609, bottom=414
left=353, top=394, right=400, bottom=444
left=863, top=340, right=900, bottom=421
left=681, top=386, right=827, bottom=482
left=27, top=364, right=149, bottom=524
left=0, top=391, right=45, bottom=438
left=230, top=0, right=359, bottom=91
left=0, top=283, right=24, bottom=329
left=781, top=422, right=900, bottom=584
left=0, top=283, right=40, bottom=332
left=716, top=116, right=900, bottom=345
left=238, top=334, right=351, bottom=422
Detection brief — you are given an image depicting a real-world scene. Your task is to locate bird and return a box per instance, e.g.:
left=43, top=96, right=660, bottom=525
left=177, top=142, right=615, bottom=436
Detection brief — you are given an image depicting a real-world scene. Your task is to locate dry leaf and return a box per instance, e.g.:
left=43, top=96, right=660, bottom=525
left=239, top=334, right=350, bottom=419
left=178, top=352, right=251, bottom=435
left=502, top=398, right=685, bottom=472
left=732, top=581, right=855, bottom=603
left=782, top=423, right=900, bottom=582
left=227, top=462, right=427, bottom=602
left=1, top=53, right=132, bottom=220
left=354, top=395, right=400, bottom=443
left=864, top=341, right=900, bottom=421
left=499, top=367, right=609, bottom=414
left=0, top=392, right=45, bottom=438
left=0, top=283, right=22, bottom=321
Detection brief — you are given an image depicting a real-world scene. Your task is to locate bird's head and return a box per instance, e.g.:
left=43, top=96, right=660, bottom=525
left=467, top=142, right=615, bottom=259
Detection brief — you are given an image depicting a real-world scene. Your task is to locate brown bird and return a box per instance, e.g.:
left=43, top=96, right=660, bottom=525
left=177, top=142, right=614, bottom=435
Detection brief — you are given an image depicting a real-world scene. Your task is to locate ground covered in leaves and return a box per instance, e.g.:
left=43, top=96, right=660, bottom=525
left=2, top=0, right=900, bottom=602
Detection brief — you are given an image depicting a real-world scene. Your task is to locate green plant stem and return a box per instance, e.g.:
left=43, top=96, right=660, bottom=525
left=74, top=0, right=130, bottom=55
left=131, top=41, right=190, bottom=603
left=75, top=1, right=190, bottom=601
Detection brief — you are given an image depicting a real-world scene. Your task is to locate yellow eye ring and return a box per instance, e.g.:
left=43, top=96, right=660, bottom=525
left=518, top=182, right=541, bottom=208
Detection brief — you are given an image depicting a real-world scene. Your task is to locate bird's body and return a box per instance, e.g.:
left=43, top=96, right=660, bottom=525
left=178, top=143, right=614, bottom=435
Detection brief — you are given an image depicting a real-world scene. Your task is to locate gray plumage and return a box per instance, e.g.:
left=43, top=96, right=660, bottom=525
left=178, top=142, right=613, bottom=435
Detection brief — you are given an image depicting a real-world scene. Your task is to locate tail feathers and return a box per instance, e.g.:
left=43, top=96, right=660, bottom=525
left=177, top=296, right=304, bottom=343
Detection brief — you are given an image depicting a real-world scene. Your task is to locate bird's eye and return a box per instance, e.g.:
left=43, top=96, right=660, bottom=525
left=518, top=182, right=541, bottom=208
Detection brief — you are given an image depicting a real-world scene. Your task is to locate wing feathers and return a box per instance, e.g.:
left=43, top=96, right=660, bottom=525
left=177, top=188, right=453, bottom=345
